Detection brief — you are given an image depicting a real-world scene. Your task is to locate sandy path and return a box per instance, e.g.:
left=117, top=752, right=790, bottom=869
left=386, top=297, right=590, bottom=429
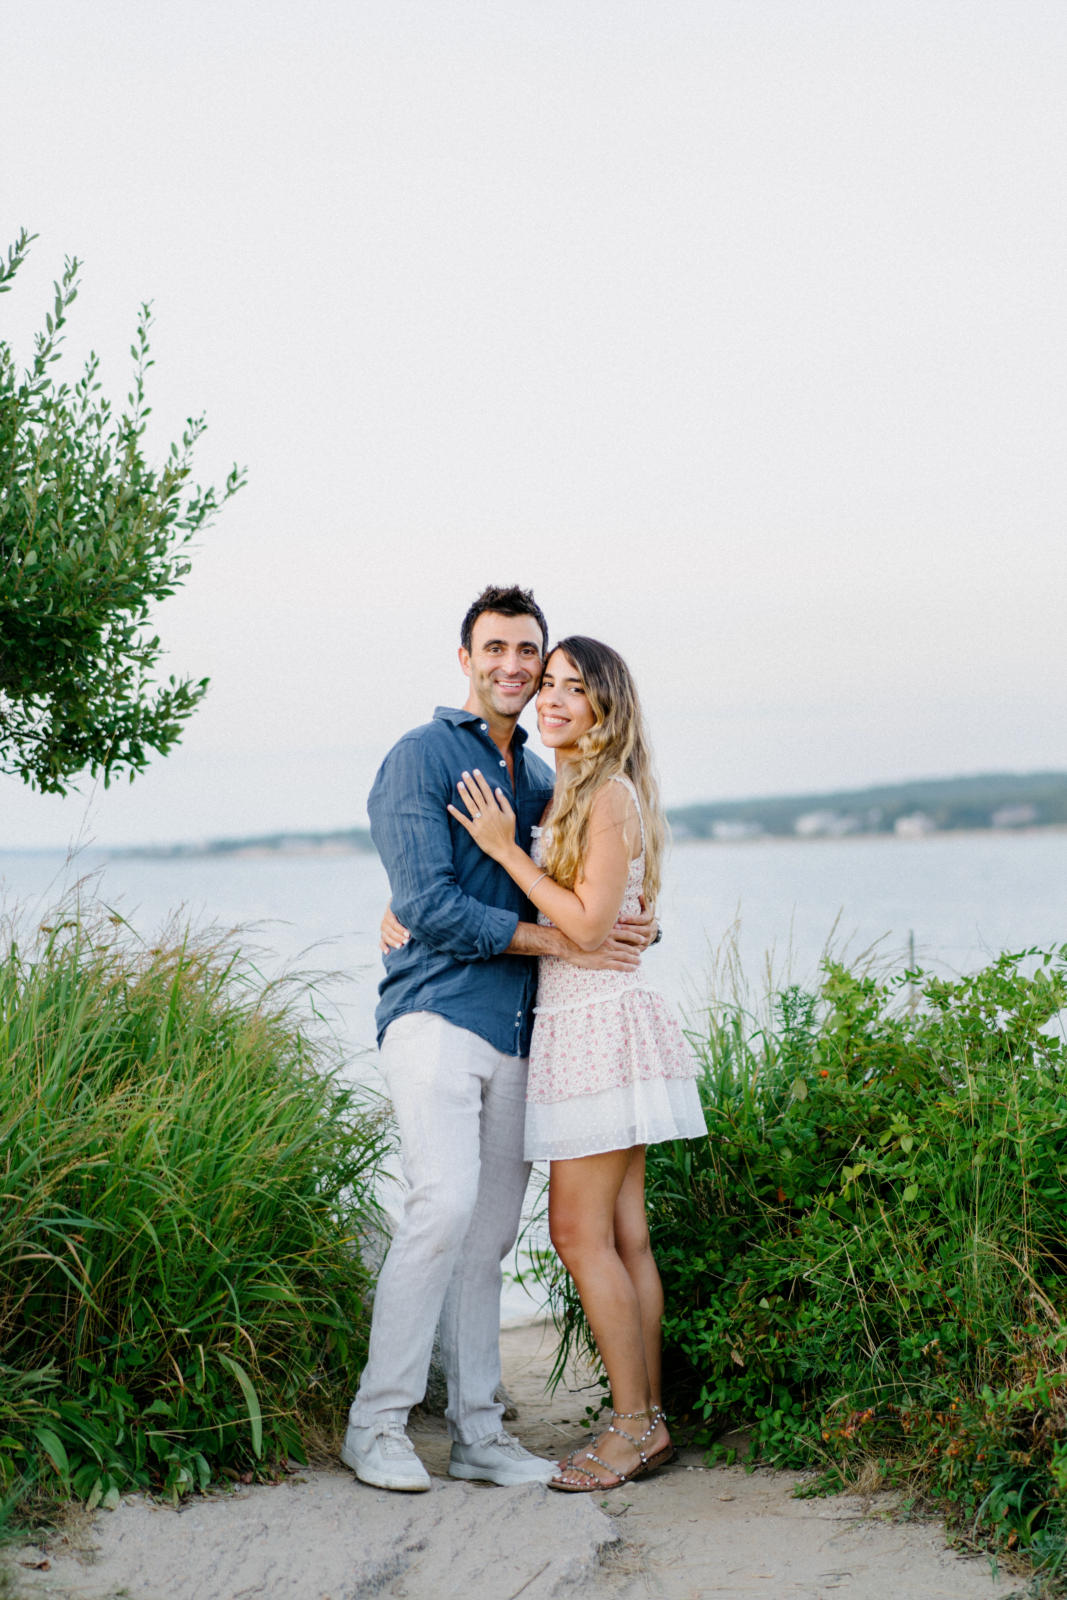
left=10, top=1321, right=1020, bottom=1600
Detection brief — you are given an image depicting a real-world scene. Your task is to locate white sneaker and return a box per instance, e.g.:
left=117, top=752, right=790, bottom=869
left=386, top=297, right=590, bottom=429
left=341, top=1422, right=431, bottom=1492
left=448, top=1431, right=557, bottom=1486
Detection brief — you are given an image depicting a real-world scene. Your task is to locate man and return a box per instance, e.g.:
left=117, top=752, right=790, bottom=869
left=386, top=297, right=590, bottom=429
left=342, top=584, right=652, bottom=1491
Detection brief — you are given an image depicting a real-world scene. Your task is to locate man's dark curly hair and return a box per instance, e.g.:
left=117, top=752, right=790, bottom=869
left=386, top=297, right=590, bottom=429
left=460, top=585, right=548, bottom=657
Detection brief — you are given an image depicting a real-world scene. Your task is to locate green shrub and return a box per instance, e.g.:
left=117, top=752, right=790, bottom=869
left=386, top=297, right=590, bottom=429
left=0, top=231, right=245, bottom=794
left=0, top=909, right=388, bottom=1513
left=540, top=945, right=1067, bottom=1585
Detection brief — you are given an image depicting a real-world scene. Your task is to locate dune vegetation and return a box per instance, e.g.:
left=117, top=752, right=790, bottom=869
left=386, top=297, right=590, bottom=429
left=536, top=944, right=1067, bottom=1591
left=6, top=888, right=1067, bottom=1590
left=0, top=907, right=388, bottom=1520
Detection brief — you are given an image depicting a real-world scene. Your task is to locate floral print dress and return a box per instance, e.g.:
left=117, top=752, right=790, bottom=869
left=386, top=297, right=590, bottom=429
left=523, top=776, right=707, bottom=1161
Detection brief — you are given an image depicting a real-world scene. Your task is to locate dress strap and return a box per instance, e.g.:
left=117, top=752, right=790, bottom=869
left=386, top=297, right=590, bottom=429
left=609, top=773, right=644, bottom=849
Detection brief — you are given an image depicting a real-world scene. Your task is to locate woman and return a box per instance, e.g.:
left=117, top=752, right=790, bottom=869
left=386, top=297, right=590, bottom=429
left=446, top=636, right=707, bottom=1492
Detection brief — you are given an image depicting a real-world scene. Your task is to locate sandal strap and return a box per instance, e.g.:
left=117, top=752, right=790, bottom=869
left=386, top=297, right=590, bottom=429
left=556, top=1445, right=629, bottom=1487
left=592, top=1420, right=651, bottom=1470
left=609, top=1410, right=659, bottom=1450
left=553, top=1455, right=602, bottom=1487
left=584, top=1451, right=628, bottom=1479
left=606, top=1421, right=647, bottom=1453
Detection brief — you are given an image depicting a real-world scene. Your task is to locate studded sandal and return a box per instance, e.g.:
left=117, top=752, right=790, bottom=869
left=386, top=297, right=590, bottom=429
left=548, top=1406, right=673, bottom=1493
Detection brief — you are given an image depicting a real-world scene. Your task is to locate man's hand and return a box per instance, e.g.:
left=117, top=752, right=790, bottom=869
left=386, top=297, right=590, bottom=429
left=566, top=923, right=643, bottom=971
left=561, top=896, right=657, bottom=969
left=616, top=895, right=658, bottom=952
left=380, top=902, right=410, bottom=952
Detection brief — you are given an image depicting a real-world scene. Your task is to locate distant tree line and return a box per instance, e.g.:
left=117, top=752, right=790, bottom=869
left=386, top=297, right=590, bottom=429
left=668, top=771, right=1067, bottom=841
left=115, top=772, right=1067, bottom=860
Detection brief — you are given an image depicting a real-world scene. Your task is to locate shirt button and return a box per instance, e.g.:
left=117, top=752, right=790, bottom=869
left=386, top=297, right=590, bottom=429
left=499, top=759, right=506, bottom=767
left=480, top=722, right=487, bottom=731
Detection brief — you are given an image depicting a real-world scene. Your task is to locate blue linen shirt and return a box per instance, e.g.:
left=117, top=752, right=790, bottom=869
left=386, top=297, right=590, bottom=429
left=369, top=706, right=555, bottom=1056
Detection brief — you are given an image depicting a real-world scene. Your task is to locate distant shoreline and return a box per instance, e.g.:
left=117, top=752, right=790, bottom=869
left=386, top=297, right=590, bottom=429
left=116, top=769, right=1067, bottom=859
left=111, top=819, right=1067, bottom=862
left=7, top=770, right=1066, bottom=861
left=672, top=821, right=1067, bottom=848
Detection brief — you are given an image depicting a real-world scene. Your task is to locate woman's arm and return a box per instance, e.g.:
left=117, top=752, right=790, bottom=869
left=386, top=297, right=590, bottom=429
left=379, top=899, right=652, bottom=967
left=448, top=769, right=639, bottom=952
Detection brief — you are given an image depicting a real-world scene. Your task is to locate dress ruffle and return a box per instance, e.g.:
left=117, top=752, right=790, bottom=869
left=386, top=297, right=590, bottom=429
left=525, top=783, right=707, bottom=1160
left=528, top=986, right=697, bottom=1102
left=524, top=1074, right=707, bottom=1161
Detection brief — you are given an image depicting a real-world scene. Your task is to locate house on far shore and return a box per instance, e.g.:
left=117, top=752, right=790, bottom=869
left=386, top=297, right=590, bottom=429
left=794, top=810, right=860, bottom=838
left=711, top=820, right=765, bottom=841
left=990, top=803, right=1038, bottom=829
left=894, top=812, right=936, bottom=838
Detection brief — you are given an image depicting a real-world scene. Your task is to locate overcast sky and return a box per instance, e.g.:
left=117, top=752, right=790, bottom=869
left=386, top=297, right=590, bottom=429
left=3, top=0, right=1065, bottom=849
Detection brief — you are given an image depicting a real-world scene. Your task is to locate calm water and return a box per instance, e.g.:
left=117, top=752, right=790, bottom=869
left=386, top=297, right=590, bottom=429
left=3, top=830, right=1063, bottom=1053
left=4, top=832, right=1064, bottom=1319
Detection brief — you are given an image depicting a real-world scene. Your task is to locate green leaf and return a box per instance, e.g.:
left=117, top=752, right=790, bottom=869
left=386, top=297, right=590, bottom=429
left=218, top=1353, right=263, bottom=1459
left=34, top=1426, right=70, bottom=1477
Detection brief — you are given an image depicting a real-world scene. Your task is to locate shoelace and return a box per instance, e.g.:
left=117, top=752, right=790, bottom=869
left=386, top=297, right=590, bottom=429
left=477, top=1432, right=526, bottom=1456
left=376, top=1424, right=417, bottom=1458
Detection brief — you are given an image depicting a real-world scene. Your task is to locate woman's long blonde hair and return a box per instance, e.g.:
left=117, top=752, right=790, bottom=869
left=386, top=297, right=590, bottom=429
left=541, top=636, right=666, bottom=908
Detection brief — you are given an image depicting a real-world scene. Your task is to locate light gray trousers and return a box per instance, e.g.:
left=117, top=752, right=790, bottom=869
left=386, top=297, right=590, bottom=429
left=349, top=1011, right=530, bottom=1444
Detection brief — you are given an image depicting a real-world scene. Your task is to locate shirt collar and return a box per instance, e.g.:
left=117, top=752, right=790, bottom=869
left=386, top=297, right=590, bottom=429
left=433, top=705, right=529, bottom=747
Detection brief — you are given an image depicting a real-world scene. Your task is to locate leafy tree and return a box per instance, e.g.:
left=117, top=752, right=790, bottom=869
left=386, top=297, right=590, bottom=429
left=0, top=230, right=244, bottom=793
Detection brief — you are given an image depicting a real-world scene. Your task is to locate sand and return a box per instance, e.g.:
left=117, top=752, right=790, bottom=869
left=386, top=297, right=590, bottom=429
left=9, top=1321, right=1021, bottom=1600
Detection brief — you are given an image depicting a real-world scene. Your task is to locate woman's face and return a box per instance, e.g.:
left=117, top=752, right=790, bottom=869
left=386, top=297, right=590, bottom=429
left=536, top=649, right=596, bottom=758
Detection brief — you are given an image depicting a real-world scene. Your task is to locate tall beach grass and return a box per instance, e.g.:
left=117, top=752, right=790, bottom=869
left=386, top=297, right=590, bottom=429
left=0, top=904, right=389, bottom=1513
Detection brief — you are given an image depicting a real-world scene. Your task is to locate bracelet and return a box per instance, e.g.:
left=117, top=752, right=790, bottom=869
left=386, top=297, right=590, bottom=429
left=651, top=926, right=663, bottom=944
left=527, top=871, right=549, bottom=896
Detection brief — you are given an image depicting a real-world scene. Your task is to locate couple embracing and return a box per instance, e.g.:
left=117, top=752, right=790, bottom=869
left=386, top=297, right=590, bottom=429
left=342, top=585, right=706, bottom=1494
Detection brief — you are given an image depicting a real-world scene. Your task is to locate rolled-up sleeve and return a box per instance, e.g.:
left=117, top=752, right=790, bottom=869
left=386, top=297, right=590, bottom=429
left=369, top=736, right=518, bottom=962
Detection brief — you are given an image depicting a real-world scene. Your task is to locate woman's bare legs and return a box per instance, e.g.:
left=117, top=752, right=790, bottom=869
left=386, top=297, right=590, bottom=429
left=548, top=1146, right=670, bottom=1483
left=613, top=1147, right=665, bottom=1411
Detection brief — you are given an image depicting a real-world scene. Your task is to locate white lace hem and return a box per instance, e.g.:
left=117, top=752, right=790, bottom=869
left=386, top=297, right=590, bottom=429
left=523, top=1074, right=707, bottom=1161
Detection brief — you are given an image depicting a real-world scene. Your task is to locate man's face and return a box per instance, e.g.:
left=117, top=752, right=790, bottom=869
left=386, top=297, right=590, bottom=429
left=459, top=611, right=544, bottom=724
